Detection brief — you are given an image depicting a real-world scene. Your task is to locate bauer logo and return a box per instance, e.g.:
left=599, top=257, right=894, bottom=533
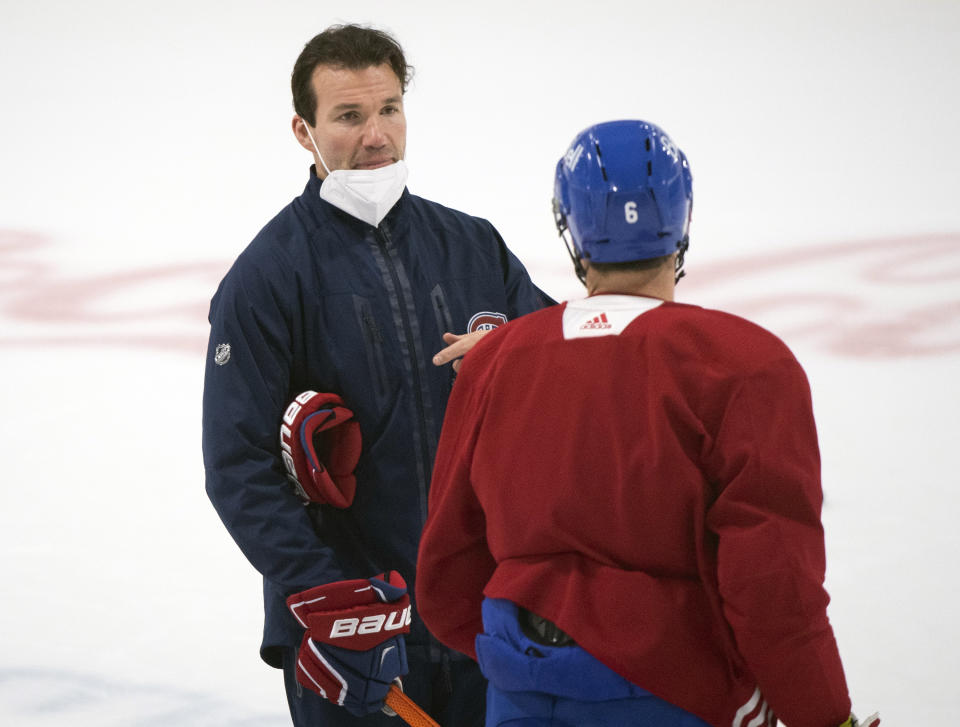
left=564, top=143, right=584, bottom=172
left=214, top=343, right=231, bottom=365
left=329, top=605, right=412, bottom=638
left=468, top=311, right=507, bottom=333
left=659, top=133, right=679, bottom=163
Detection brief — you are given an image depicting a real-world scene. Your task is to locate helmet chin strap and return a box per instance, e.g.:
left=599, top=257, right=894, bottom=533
left=553, top=198, right=588, bottom=286
left=566, top=235, right=588, bottom=287
left=674, top=235, right=690, bottom=284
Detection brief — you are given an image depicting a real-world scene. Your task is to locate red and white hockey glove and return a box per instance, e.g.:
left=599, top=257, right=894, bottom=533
left=280, top=390, right=361, bottom=507
left=286, top=571, right=411, bottom=716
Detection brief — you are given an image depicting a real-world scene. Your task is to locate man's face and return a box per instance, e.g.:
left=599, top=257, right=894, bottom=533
left=295, top=63, right=406, bottom=178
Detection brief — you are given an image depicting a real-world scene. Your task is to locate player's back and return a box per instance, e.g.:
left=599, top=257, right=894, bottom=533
left=462, top=293, right=804, bottom=578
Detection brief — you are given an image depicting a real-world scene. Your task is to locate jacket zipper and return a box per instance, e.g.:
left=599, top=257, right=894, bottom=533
left=431, top=285, right=457, bottom=393
left=374, top=226, right=432, bottom=524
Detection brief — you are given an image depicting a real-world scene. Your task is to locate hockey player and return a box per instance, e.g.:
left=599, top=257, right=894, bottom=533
left=416, top=120, right=878, bottom=726
left=202, top=24, right=551, bottom=727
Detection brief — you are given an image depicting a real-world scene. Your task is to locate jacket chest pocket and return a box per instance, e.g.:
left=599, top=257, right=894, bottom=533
left=430, top=284, right=458, bottom=394
left=430, top=284, right=455, bottom=337
left=353, top=295, right=392, bottom=408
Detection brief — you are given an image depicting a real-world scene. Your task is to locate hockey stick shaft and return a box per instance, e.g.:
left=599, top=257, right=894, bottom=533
left=386, top=684, right=442, bottom=727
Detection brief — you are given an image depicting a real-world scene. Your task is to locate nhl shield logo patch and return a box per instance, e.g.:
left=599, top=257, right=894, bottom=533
left=467, top=311, right=507, bottom=333
left=214, top=342, right=232, bottom=366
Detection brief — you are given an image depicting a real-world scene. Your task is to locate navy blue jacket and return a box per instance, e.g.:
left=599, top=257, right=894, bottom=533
left=202, top=171, right=551, bottom=667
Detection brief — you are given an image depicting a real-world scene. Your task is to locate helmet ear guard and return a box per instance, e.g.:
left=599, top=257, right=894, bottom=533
left=553, top=120, right=693, bottom=285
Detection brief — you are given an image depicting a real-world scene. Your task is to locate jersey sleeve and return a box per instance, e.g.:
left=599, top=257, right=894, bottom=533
left=202, top=252, right=346, bottom=595
left=415, top=343, right=498, bottom=659
left=704, top=355, right=851, bottom=726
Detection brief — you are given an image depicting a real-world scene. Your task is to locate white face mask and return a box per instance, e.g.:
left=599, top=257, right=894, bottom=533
left=302, top=120, right=408, bottom=227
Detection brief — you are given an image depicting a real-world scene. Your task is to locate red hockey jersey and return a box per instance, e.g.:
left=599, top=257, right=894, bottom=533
left=416, top=295, right=851, bottom=727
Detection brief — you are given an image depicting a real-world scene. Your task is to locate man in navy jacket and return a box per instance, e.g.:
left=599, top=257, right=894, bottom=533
left=202, top=24, right=550, bottom=727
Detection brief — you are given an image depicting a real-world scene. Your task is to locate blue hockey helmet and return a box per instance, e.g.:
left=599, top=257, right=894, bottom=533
left=553, top=119, right=693, bottom=283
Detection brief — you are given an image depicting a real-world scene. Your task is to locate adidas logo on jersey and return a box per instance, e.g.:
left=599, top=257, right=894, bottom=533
left=580, top=313, right=612, bottom=330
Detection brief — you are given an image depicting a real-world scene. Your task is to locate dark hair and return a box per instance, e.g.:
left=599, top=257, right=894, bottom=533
left=292, top=24, right=413, bottom=126
left=588, top=254, right=673, bottom=275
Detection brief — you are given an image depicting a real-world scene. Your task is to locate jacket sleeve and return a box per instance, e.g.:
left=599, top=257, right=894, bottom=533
left=704, top=356, right=851, bottom=727
left=415, top=343, right=497, bottom=660
left=202, top=251, right=346, bottom=594
left=489, top=222, right=556, bottom=317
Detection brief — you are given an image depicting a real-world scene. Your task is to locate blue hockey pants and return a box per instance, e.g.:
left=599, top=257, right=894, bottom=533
left=476, top=598, right=711, bottom=727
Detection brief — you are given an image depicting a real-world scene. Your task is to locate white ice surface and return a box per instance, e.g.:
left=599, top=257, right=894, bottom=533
left=2, top=1, right=959, bottom=724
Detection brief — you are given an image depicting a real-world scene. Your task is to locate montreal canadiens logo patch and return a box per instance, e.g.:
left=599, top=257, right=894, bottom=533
left=467, top=311, right=507, bottom=333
